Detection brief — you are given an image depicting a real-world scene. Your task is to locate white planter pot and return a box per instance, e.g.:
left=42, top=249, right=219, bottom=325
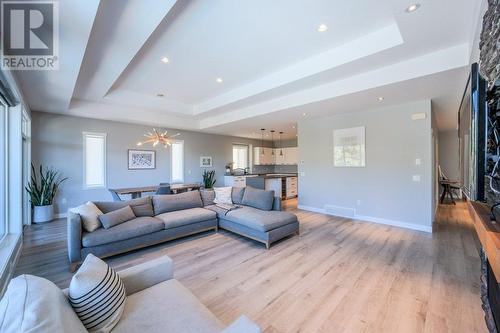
left=33, top=205, right=54, bottom=223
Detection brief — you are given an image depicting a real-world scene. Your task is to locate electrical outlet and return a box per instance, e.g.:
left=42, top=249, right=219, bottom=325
left=412, top=175, right=421, bottom=182
left=356, top=200, right=361, bottom=206
left=415, top=158, right=421, bottom=165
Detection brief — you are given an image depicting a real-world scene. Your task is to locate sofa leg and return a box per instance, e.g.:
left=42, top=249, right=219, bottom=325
left=70, top=262, right=79, bottom=273
left=265, top=242, right=270, bottom=250
left=215, top=225, right=219, bottom=233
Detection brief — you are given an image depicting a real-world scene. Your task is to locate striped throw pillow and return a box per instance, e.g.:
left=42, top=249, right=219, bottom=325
left=69, top=254, right=126, bottom=333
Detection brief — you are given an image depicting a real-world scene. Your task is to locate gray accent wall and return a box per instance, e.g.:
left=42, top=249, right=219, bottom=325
left=297, top=100, right=434, bottom=230
left=31, top=112, right=273, bottom=214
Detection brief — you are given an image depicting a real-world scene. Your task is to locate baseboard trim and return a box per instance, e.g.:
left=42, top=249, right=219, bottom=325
left=54, top=213, right=67, bottom=219
left=298, top=205, right=432, bottom=233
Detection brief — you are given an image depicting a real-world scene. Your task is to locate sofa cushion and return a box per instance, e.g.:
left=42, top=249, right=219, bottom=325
left=70, top=202, right=103, bottom=232
left=213, top=187, right=233, bottom=205
left=199, top=189, right=215, bottom=206
left=155, top=208, right=217, bottom=229
left=112, top=279, right=223, bottom=333
left=231, top=187, right=245, bottom=204
left=219, top=206, right=297, bottom=232
left=0, top=275, right=87, bottom=333
left=152, top=191, right=203, bottom=215
left=82, top=217, right=164, bottom=247
left=99, top=205, right=136, bottom=229
left=242, top=187, right=275, bottom=211
left=69, top=254, right=125, bottom=333
left=94, top=197, right=154, bottom=217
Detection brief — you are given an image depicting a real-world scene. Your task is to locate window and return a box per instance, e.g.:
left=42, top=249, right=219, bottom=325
left=83, top=132, right=106, bottom=188
left=171, top=141, right=184, bottom=183
left=233, top=144, right=249, bottom=169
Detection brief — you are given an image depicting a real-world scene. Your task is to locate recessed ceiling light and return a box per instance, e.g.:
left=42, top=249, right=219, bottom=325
left=216, top=78, right=223, bottom=83
left=160, top=57, right=169, bottom=63
left=317, top=24, right=328, bottom=32
left=405, top=3, right=420, bottom=13
left=302, top=112, right=307, bottom=117
left=156, top=93, right=164, bottom=97
left=377, top=96, right=384, bottom=102
left=292, top=125, right=296, bottom=129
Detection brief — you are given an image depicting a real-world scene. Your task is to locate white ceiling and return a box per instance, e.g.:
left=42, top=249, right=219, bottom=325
left=14, top=0, right=484, bottom=140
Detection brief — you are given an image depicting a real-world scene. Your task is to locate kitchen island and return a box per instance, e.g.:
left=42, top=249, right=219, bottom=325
left=245, top=174, right=298, bottom=199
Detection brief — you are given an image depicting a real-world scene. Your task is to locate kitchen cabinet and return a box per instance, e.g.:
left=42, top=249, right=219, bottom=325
left=224, top=176, right=246, bottom=187
left=253, top=147, right=275, bottom=165
left=284, top=147, right=298, bottom=165
left=286, top=176, right=298, bottom=198
left=254, top=146, right=298, bottom=165
left=274, top=148, right=286, bottom=165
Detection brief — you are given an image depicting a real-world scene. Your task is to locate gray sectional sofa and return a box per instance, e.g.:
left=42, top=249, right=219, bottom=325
left=68, top=187, right=299, bottom=270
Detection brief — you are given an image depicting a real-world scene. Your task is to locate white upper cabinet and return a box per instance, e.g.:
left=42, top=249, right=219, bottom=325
left=254, top=147, right=298, bottom=165
left=284, top=147, right=298, bottom=165
left=254, top=147, right=275, bottom=165
left=274, top=148, right=286, bottom=165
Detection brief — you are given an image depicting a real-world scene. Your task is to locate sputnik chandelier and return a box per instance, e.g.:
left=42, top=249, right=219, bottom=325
left=137, top=128, right=180, bottom=148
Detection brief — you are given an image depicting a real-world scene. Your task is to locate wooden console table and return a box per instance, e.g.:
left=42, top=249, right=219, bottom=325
left=468, top=200, right=500, bottom=281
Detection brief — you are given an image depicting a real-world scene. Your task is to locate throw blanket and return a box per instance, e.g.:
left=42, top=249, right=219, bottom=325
left=215, top=203, right=241, bottom=215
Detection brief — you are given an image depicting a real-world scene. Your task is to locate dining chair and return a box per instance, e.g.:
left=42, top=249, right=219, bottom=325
left=108, top=189, right=122, bottom=202
left=156, top=184, right=171, bottom=195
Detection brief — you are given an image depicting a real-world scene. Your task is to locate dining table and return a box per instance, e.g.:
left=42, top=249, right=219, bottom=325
left=110, top=183, right=202, bottom=199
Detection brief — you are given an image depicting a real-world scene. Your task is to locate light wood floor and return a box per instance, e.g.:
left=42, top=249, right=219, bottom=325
left=15, top=199, right=487, bottom=333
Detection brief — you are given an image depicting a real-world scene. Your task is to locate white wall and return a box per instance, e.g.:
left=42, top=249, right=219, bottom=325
left=298, top=100, right=433, bottom=232
left=438, top=130, right=460, bottom=181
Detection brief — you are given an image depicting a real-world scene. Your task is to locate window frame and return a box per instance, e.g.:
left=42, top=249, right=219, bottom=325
left=232, top=144, right=250, bottom=170
left=0, top=98, right=7, bottom=239
left=82, top=132, right=107, bottom=189
left=170, top=140, right=184, bottom=183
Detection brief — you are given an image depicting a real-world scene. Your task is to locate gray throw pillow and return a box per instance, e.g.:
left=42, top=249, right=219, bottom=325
left=242, top=187, right=275, bottom=211
left=98, top=205, right=136, bottom=229
left=200, top=189, right=215, bottom=206
left=232, top=187, right=245, bottom=204
left=94, top=196, right=154, bottom=217
left=152, top=191, right=203, bottom=215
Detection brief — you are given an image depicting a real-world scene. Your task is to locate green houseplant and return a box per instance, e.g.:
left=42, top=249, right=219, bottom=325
left=25, top=164, right=67, bottom=223
left=202, top=170, right=216, bottom=189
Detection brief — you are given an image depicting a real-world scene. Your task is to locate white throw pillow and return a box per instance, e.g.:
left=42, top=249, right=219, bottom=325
left=70, top=202, right=103, bottom=232
left=213, top=187, right=233, bottom=205
left=0, top=275, right=87, bottom=333
left=69, top=254, right=126, bottom=333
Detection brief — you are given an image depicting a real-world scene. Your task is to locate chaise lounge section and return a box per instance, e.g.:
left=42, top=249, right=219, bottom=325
left=68, top=187, right=299, bottom=270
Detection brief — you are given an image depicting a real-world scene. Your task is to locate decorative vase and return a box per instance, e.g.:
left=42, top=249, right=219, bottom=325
left=33, top=204, right=54, bottom=223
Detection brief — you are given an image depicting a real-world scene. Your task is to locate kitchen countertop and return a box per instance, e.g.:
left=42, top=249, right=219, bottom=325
left=224, top=173, right=298, bottom=179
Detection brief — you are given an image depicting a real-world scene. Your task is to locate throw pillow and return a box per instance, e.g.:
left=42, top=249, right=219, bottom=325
left=200, top=189, right=215, bottom=206
left=94, top=197, right=154, bottom=217
left=98, top=205, right=136, bottom=229
left=69, top=254, right=126, bottom=333
left=231, top=187, right=246, bottom=204
left=70, top=202, right=103, bottom=232
left=213, top=187, right=233, bottom=205
left=242, top=187, right=275, bottom=211
left=152, top=191, right=203, bottom=215
left=0, top=275, right=87, bottom=333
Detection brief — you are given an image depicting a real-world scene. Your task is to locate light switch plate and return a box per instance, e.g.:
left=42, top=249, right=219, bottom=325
left=300, top=172, right=306, bottom=177
left=415, top=158, right=421, bottom=165
left=411, top=113, right=427, bottom=120
left=412, top=175, right=421, bottom=182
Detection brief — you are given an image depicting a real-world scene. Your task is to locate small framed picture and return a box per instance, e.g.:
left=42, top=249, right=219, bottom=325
left=128, top=149, right=156, bottom=170
left=200, top=156, right=213, bottom=167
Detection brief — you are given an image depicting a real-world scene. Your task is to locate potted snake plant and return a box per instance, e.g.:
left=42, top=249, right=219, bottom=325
left=202, top=170, right=216, bottom=189
left=25, top=164, right=67, bottom=223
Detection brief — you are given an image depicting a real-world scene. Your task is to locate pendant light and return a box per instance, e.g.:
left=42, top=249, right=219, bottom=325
left=279, top=131, right=284, bottom=156
left=260, top=129, right=265, bottom=155
left=270, top=130, right=275, bottom=155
